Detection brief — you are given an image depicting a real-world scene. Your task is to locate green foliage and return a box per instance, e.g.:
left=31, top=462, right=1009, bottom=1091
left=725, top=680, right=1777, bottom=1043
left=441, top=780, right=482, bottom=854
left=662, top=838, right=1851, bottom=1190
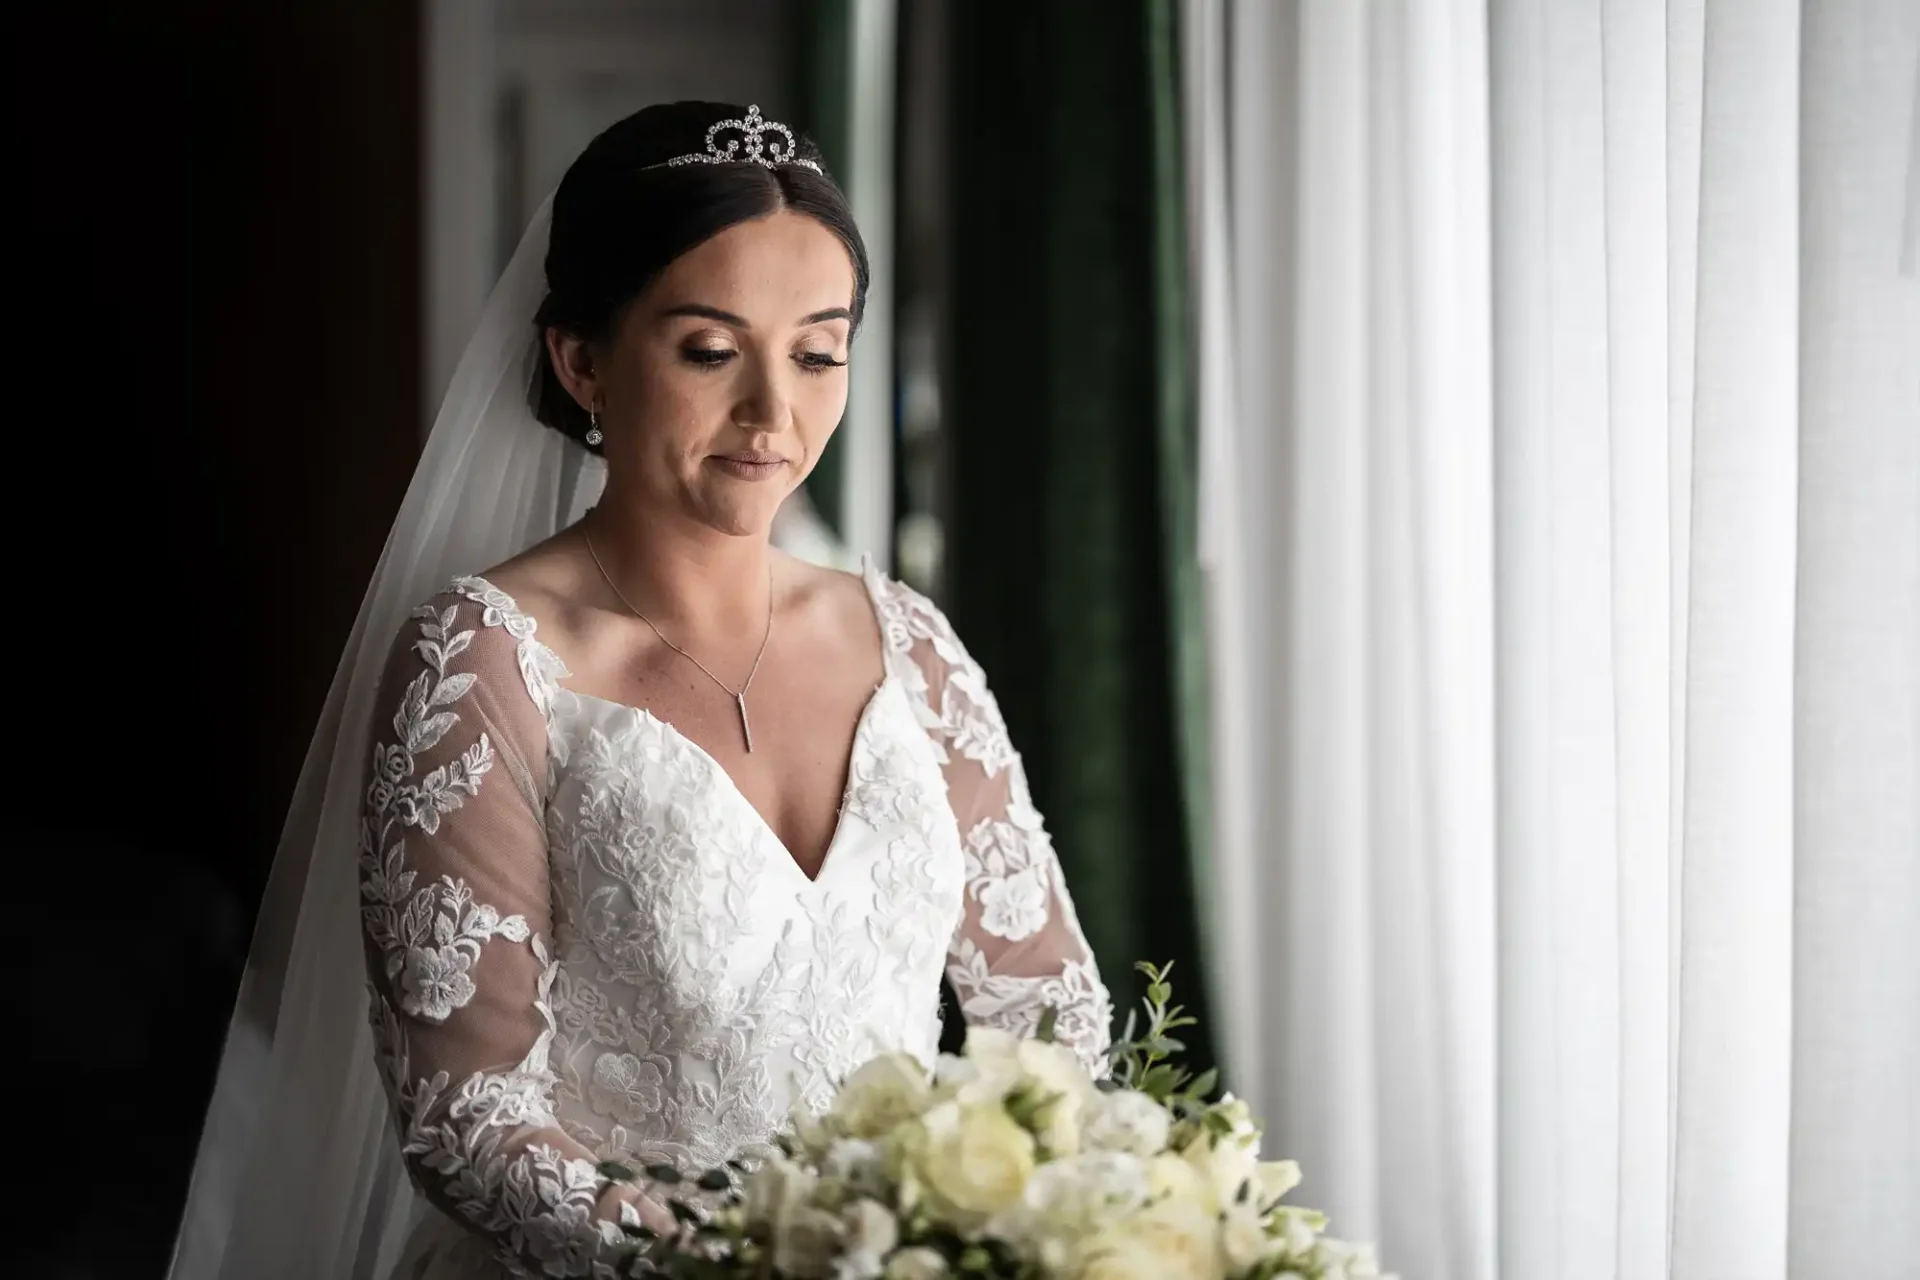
left=1105, top=960, right=1216, bottom=1116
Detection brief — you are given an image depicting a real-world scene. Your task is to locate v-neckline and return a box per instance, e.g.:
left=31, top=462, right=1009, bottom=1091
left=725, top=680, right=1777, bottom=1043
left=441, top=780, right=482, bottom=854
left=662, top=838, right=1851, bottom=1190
left=568, top=677, right=896, bottom=886
left=456, top=570, right=900, bottom=888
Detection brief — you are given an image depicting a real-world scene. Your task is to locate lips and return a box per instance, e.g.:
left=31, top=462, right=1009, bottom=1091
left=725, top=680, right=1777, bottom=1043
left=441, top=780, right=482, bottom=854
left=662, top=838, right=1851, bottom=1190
left=709, top=450, right=788, bottom=481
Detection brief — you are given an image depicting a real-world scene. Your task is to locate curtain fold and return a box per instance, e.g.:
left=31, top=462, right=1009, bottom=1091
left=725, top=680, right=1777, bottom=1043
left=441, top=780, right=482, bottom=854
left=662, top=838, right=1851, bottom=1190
left=1189, top=2, right=1496, bottom=1275
left=946, top=0, right=1218, bottom=1068
left=1665, top=3, right=1802, bottom=1270
left=1785, top=2, right=1920, bottom=1268
left=1193, top=0, right=1918, bottom=1277
left=1146, top=0, right=1218, bottom=1003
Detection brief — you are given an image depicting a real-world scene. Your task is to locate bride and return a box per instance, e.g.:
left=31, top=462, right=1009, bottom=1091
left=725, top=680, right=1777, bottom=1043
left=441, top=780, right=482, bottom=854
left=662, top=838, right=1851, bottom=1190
left=169, top=101, right=1111, bottom=1279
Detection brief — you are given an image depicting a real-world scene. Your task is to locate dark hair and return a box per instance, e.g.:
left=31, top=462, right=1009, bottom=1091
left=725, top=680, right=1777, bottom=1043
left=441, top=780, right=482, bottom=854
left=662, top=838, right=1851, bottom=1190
left=532, top=101, right=870, bottom=449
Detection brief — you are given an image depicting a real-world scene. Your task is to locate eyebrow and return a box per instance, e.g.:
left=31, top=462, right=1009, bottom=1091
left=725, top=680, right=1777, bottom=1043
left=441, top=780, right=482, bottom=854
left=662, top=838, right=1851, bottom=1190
left=661, top=303, right=853, bottom=329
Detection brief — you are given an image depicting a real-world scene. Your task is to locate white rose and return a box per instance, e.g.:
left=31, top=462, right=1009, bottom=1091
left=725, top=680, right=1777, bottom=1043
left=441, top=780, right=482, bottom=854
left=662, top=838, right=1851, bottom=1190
left=1213, top=1093, right=1258, bottom=1138
left=961, top=1025, right=1022, bottom=1070
left=1311, top=1236, right=1388, bottom=1280
left=883, top=1247, right=951, bottom=1280
left=1073, top=1198, right=1222, bottom=1280
left=1220, top=1201, right=1273, bottom=1272
left=990, top=1149, right=1149, bottom=1262
left=1147, top=1151, right=1210, bottom=1207
left=833, top=1053, right=934, bottom=1139
left=1271, top=1205, right=1326, bottom=1256
left=832, top=1198, right=900, bottom=1280
left=1015, top=1038, right=1098, bottom=1156
left=1083, top=1088, right=1172, bottom=1157
left=1033, top=1151, right=1150, bottom=1219
left=905, top=1099, right=1036, bottom=1226
left=1198, top=1137, right=1260, bottom=1213
left=932, top=1051, right=972, bottom=1086
left=1179, top=1123, right=1260, bottom=1212
left=941, top=1031, right=1024, bottom=1107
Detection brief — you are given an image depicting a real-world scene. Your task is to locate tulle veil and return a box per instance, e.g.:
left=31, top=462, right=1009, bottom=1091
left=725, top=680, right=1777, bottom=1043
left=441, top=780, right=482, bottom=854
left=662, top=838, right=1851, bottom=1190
left=168, top=199, right=604, bottom=1280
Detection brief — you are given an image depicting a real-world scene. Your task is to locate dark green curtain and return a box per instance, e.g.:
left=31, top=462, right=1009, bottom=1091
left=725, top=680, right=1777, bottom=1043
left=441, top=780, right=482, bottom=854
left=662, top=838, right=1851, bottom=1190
left=946, top=1, right=1217, bottom=1076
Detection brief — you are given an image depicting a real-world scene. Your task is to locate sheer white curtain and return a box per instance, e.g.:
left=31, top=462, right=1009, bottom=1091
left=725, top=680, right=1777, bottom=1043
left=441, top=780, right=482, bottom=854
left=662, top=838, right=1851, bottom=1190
left=1188, top=2, right=1919, bottom=1279
left=1185, top=2, right=1497, bottom=1276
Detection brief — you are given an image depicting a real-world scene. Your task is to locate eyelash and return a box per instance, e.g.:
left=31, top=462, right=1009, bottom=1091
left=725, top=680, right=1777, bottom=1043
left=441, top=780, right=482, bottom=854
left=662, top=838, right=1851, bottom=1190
left=681, top=348, right=847, bottom=375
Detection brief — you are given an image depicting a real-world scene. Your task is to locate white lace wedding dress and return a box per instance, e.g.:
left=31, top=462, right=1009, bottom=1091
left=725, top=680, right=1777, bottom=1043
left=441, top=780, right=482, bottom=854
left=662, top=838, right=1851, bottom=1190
left=359, top=559, right=1113, bottom=1279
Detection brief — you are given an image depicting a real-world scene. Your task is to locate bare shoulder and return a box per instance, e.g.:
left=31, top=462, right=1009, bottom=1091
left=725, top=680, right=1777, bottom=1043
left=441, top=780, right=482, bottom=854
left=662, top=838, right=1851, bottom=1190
left=778, top=552, right=886, bottom=662
left=469, top=530, right=599, bottom=631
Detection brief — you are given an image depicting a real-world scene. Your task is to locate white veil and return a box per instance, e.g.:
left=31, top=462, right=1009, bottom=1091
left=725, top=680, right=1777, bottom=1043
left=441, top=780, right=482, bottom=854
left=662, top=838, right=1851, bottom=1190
left=168, top=198, right=605, bottom=1280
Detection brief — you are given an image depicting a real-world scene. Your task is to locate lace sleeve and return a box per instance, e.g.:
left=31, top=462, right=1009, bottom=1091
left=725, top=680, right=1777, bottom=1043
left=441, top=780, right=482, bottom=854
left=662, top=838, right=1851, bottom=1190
left=358, top=591, right=665, bottom=1276
left=870, top=573, right=1115, bottom=1076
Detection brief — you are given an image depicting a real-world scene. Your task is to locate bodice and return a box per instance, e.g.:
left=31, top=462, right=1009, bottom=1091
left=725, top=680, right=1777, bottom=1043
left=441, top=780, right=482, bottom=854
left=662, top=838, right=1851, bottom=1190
left=358, top=562, right=1111, bottom=1278
left=538, top=671, right=965, bottom=1171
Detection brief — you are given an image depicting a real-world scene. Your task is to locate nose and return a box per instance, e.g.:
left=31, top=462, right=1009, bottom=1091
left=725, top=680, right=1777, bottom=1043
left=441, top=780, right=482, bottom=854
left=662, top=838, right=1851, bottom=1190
left=731, top=353, right=795, bottom=436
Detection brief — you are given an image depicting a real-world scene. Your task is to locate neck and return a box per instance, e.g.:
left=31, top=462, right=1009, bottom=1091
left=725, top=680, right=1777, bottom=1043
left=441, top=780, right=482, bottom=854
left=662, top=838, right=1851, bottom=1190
left=580, top=496, right=775, bottom=638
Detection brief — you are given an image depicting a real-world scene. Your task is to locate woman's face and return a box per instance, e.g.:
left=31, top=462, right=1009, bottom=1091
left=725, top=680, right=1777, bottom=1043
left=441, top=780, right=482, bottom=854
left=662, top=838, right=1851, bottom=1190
left=555, top=209, right=857, bottom=537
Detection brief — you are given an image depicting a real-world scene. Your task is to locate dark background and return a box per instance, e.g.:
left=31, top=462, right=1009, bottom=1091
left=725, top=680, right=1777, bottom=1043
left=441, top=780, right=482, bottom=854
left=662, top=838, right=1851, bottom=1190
left=9, top=4, right=422, bottom=1272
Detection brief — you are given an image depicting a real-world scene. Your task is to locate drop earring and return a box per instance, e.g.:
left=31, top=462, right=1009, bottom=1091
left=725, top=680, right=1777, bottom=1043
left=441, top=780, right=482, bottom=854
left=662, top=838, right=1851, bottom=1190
left=585, top=409, right=604, bottom=447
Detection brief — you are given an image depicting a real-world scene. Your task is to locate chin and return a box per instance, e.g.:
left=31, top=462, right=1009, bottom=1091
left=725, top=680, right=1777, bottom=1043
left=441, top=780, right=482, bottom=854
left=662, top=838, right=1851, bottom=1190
left=693, top=494, right=783, bottom=538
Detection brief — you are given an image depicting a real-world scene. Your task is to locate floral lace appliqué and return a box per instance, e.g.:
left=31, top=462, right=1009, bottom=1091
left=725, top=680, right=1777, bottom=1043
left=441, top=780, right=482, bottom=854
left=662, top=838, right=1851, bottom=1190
left=361, top=604, right=531, bottom=1022
left=863, top=564, right=1115, bottom=1077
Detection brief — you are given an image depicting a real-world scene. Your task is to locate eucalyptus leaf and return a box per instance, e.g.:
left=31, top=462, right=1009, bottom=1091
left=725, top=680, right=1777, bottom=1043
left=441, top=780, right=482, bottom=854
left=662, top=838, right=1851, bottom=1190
left=1141, top=1063, right=1180, bottom=1096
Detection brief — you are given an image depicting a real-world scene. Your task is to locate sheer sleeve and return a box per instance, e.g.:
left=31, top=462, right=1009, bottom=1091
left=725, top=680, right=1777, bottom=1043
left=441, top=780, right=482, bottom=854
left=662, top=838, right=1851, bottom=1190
left=358, top=589, right=665, bottom=1277
left=870, top=573, right=1115, bottom=1076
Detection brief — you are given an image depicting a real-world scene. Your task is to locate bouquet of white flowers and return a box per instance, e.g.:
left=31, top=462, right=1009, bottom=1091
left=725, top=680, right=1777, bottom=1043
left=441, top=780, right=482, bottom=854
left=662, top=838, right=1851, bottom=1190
left=605, top=964, right=1393, bottom=1280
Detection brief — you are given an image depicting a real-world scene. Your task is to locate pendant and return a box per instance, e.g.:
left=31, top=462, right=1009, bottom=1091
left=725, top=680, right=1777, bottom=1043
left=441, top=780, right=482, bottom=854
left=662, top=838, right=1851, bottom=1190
left=737, top=692, right=754, bottom=753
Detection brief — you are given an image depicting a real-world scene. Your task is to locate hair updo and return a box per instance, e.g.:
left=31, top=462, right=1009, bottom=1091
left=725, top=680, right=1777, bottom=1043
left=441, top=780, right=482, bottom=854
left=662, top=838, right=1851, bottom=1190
left=532, top=101, right=870, bottom=449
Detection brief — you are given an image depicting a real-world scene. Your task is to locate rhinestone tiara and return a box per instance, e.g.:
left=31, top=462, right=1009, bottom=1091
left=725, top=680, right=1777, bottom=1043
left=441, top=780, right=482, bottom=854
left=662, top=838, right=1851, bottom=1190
left=647, top=105, right=823, bottom=175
